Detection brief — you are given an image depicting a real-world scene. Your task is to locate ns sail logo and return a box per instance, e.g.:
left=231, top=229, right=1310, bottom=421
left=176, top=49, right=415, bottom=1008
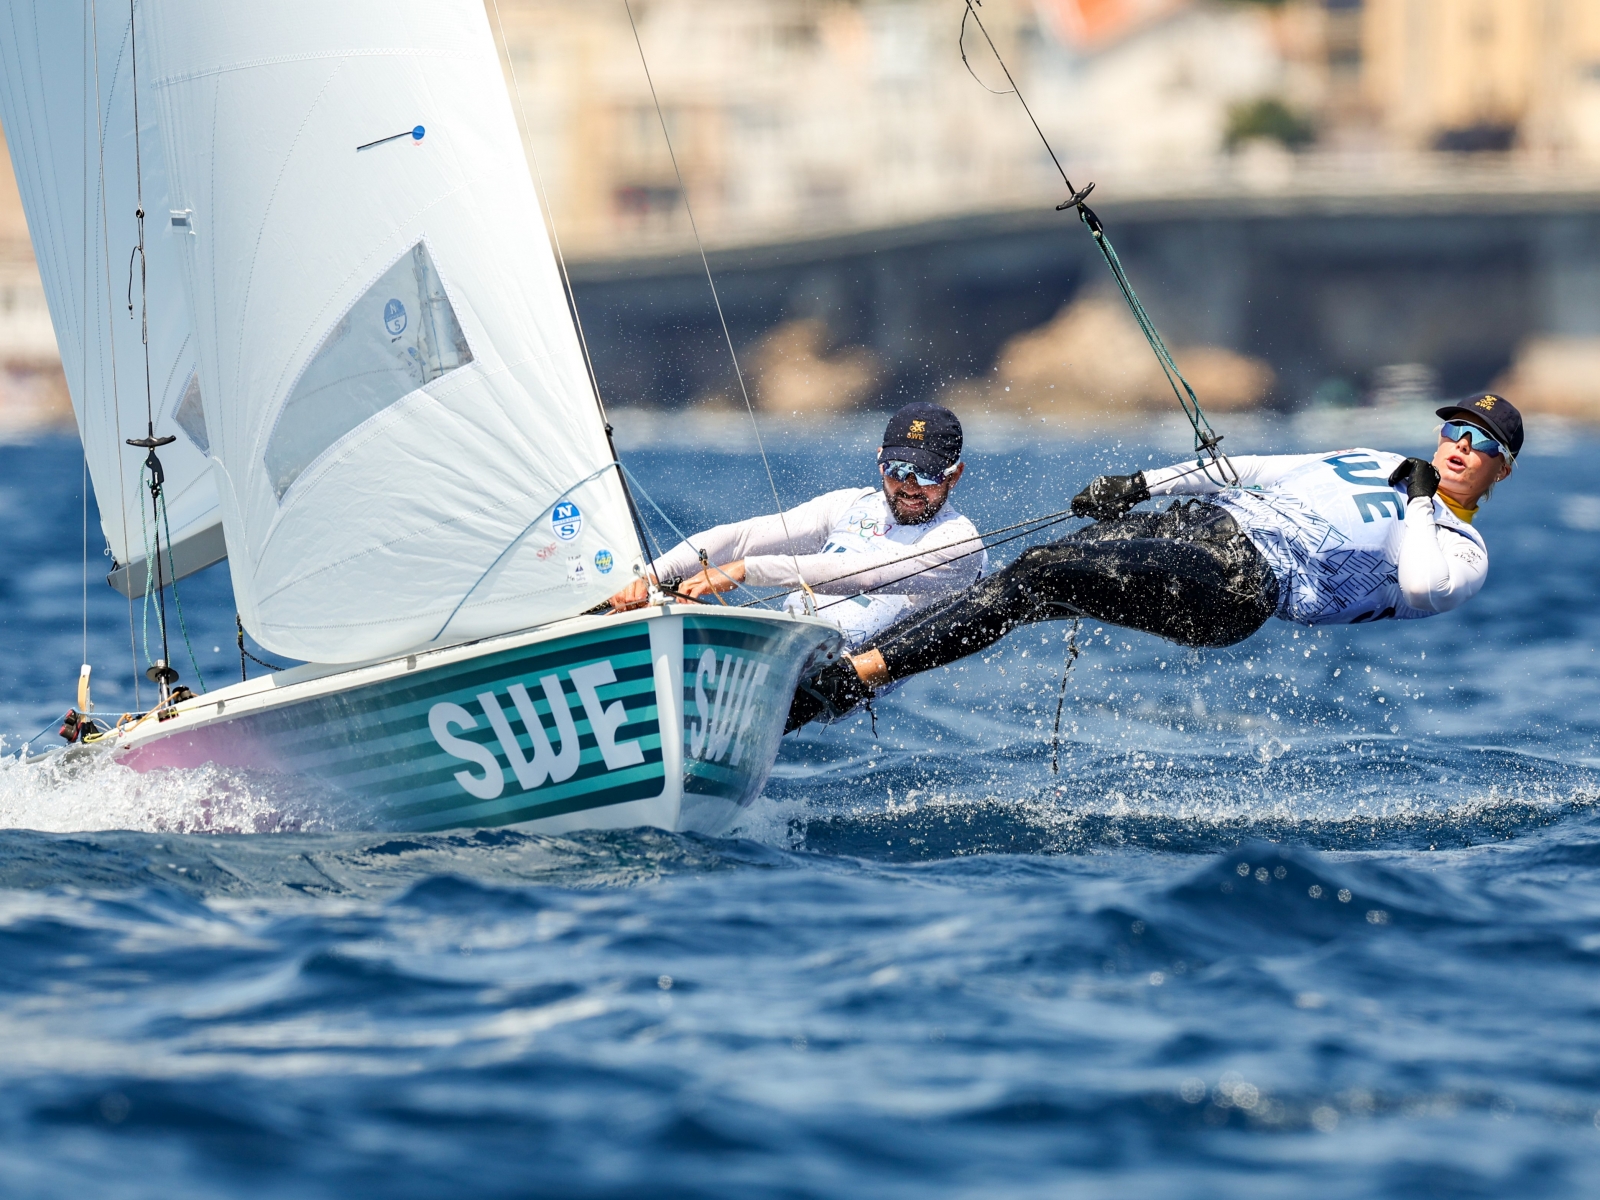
left=551, top=501, right=583, bottom=542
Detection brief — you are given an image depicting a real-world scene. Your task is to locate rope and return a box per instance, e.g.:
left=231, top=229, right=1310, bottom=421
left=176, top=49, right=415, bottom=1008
left=1051, top=618, right=1081, bottom=775
left=20, top=716, right=59, bottom=751
left=958, top=0, right=1237, bottom=487
left=125, top=0, right=177, bottom=678
left=616, top=463, right=777, bottom=608
left=624, top=0, right=817, bottom=613
left=136, top=465, right=158, bottom=668
left=1080, top=217, right=1234, bottom=484
left=81, top=447, right=88, bottom=672
left=620, top=467, right=1080, bottom=618
left=81, top=18, right=90, bottom=685
left=157, top=489, right=204, bottom=691
left=88, top=0, right=141, bottom=710
left=731, top=504, right=1081, bottom=612
left=237, top=614, right=284, bottom=677
left=126, top=0, right=153, bottom=436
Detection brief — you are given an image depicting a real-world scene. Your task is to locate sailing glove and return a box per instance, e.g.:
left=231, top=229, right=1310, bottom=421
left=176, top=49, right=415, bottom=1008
left=1387, top=457, right=1440, bottom=501
left=1072, top=472, right=1151, bottom=521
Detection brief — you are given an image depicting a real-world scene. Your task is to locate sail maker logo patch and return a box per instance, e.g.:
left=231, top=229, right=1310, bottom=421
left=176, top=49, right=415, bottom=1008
left=551, top=500, right=583, bottom=541
left=687, top=649, right=770, bottom=765
left=428, top=659, right=644, bottom=801
left=383, top=298, right=407, bottom=336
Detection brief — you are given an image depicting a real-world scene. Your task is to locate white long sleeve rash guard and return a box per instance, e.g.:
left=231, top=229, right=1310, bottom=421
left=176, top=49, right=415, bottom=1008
left=1142, top=451, right=1488, bottom=624
left=650, top=486, right=986, bottom=601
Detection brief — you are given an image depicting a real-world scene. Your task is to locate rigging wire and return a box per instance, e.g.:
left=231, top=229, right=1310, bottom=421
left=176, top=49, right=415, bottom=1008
left=1050, top=617, right=1082, bottom=775
left=88, top=0, right=141, bottom=711
left=81, top=454, right=88, bottom=668
left=615, top=463, right=778, bottom=609
left=237, top=615, right=284, bottom=679
left=124, top=0, right=176, bottom=685
left=80, top=9, right=90, bottom=688
left=958, top=0, right=1237, bottom=487
left=157, top=489, right=204, bottom=690
left=488, top=0, right=662, bottom=577
left=623, top=0, right=818, bottom=611
left=730, top=503, right=1080, bottom=612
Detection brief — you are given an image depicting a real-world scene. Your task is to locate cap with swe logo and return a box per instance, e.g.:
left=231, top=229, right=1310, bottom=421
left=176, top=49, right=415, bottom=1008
left=878, top=402, right=963, bottom=478
left=1435, top=392, right=1524, bottom=459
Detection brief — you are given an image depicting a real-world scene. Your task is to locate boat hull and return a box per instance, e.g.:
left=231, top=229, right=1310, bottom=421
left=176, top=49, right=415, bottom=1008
left=115, top=607, right=840, bottom=836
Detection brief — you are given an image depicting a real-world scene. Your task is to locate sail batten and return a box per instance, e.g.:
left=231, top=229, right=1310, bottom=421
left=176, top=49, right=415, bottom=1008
left=142, top=0, right=643, bottom=664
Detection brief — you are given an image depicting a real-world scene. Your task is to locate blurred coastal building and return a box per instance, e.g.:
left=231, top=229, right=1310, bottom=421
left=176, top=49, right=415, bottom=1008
left=3, top=0, right=1600, bottom=424
left=491, top=0, right=1282, bottom=257
left=1363, top=0, right=1600, bottom=158
left=492, top=0, right=1600, bottom=256
left=0, top=128, right=71, bottom=433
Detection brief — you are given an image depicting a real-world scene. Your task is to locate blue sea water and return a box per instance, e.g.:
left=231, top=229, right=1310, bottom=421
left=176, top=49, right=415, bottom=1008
left=1, top=414, right=1599, bottom=1197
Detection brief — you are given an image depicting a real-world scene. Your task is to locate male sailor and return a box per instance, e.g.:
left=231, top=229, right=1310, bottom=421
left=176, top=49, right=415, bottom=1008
left=607, top=402, right=988, bottom=648
left=789, top=393, right=1521, bottom=728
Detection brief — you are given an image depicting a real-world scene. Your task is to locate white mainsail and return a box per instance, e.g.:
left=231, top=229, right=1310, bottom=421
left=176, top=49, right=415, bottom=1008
left=140, top=0, right=644, bottom=664
left=0, top=0, right=222, bottom=596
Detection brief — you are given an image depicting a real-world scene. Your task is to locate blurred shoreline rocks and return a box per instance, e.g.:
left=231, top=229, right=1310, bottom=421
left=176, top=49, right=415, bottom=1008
left=4, top=1, right=1600, bottom=435
left=1495, top=338, right=1600, bottom=422
left=941, top=290, right=1275, bottom=422
left=749, top=318, right=882, bottom=416
left=0, top=253, right=71, bottom=440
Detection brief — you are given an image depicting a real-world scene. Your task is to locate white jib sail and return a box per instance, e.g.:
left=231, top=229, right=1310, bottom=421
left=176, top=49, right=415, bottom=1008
left=141, top=0, right=645, bottom=664
left=0, top=0, right=222, bottom=593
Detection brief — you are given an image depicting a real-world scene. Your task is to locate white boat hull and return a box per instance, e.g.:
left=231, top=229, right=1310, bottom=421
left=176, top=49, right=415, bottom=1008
left=110, top=606, right=842, bottom=836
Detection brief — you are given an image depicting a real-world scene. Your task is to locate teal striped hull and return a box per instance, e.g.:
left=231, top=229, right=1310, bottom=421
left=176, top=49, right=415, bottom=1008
left=118, top=609, right=840, bottom=834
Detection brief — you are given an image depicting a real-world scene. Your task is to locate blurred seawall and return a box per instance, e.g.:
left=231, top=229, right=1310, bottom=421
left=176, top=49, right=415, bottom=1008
left=570, top=184, right=1600, bottom=415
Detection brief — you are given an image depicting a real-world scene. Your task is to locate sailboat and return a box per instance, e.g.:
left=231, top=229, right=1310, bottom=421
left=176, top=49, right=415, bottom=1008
left=0, top=0, right=841, bottom=835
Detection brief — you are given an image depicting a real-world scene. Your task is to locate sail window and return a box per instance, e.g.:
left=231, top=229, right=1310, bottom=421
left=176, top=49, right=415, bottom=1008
left=264, top=241, right=473, bottom=500
left=172, top=371, right=209, bottom=454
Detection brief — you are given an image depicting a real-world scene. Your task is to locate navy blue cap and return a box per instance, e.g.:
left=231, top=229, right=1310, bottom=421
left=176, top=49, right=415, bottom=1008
left=1436, top=392, right=1524, bottom=459
left=879, top=402, right=963, bottom=477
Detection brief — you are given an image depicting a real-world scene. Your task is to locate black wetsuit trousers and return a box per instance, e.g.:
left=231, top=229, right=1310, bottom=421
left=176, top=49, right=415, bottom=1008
left=872, top=500, right=1280, bottom=685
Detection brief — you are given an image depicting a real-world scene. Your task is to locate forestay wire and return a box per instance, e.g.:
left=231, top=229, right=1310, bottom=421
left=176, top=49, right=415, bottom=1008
left=731, top=503, right=1080, bottom=613
left=616, top=464, right=778, bottom=609
left=959, top=0, right=1237, bottom=487
left=487, top=0, right=662, bottom=575
left=623, top=0, right=819, bottom=611
left=88, top=0, right=142, bottom=710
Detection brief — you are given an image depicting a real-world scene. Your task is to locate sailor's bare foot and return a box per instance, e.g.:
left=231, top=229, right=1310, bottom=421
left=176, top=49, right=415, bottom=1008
left=848, top=648, right=888, bottom=687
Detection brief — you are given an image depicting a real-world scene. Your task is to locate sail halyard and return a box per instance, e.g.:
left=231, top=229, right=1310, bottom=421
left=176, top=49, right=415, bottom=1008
left=141, top=0, right=644, bottom=665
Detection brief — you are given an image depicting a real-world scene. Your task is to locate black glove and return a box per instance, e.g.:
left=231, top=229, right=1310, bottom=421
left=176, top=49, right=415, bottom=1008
left=1071, top=472, right=1150, bottom=521
left=1386, top=457, right=1440, bottom=501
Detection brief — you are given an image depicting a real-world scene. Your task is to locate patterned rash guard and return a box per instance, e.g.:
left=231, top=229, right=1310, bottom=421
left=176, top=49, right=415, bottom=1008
left=1143, top=451, right=1489, bottom=625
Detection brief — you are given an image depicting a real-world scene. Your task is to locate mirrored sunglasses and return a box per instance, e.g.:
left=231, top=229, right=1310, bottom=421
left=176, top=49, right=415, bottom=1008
left=880, top=459, right=955, bottom=487
left=1439, top=421, right=1505, bottom=458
